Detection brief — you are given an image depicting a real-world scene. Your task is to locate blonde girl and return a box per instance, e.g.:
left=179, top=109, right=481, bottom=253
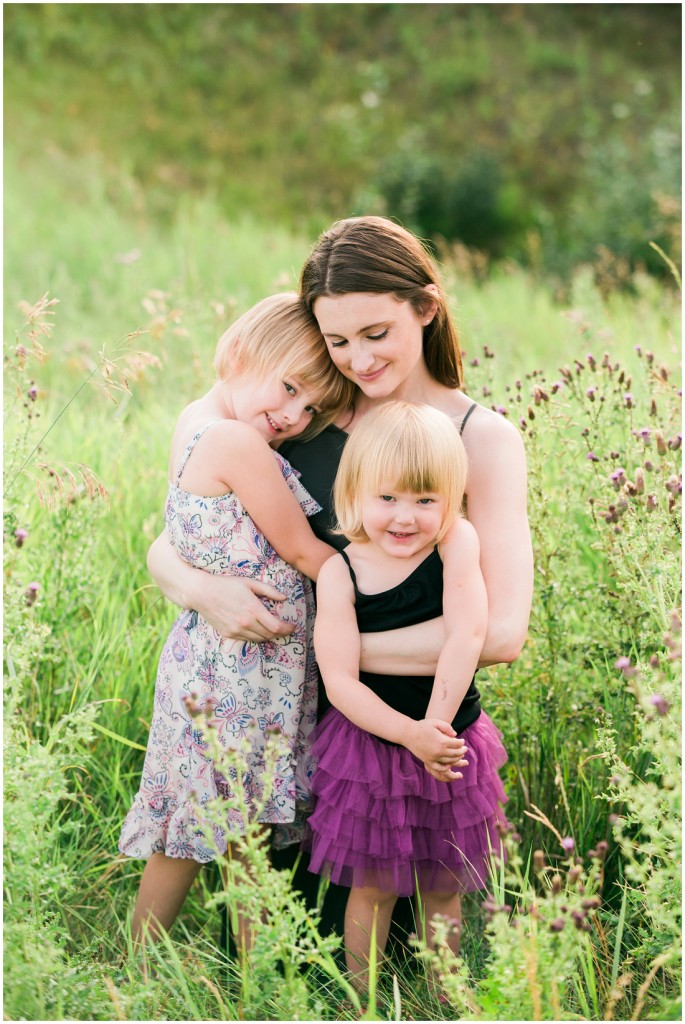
left=305, top=401, right=509, bottom=988
left=119, top=293, right=354, bottom=949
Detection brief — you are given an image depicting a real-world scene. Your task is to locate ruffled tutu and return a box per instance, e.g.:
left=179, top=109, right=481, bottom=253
left=304, top=709, right=509, bottom=897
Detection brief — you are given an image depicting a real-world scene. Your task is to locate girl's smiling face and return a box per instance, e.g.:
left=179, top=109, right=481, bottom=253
left=227, top=371, right=323, bottom=446
left=360, top=485, right=445, bottom=558
left=313, top=292, right=436, bottom=399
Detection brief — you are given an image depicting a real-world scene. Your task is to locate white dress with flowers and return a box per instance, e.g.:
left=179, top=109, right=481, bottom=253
left=118, top=422, right=320, bottom=862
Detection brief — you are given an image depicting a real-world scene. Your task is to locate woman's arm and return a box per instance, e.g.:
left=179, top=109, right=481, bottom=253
left=147, top=532, right=295, bottom=642
left=314, top=556, right=467, bottom=769
left=359, top=412, right=533, bottom=673
left=147, top=421, right=337, bottom=640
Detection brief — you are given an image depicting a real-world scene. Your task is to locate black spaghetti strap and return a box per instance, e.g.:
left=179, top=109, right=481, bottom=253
left=460, top=402, right=478, bottom=436
left=338, top=547, right=358, bottom=588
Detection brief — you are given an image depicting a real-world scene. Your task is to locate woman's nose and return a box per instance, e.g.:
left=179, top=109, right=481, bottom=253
left=349, top=343, right=375, bottom=373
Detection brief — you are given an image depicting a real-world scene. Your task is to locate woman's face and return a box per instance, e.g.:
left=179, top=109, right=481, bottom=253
left=313, top=292, right=435, bottom=399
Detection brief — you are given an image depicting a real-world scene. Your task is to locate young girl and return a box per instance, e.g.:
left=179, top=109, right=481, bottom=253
left=306, top=401, right=509, bottom=987
left=118, top=292, right=354, bottom=947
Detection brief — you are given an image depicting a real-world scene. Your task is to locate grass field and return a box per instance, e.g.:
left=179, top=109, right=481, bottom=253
left=3, top=142, right=682, bottom=1020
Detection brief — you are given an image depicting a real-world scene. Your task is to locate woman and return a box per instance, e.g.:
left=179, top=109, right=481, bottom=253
left=146, top=216, right=533, bottom=939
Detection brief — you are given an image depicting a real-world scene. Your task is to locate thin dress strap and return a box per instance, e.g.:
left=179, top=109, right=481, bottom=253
left=174, top=422, right=220, bottom=482
left=338, top=547, right=358, bottom=589
left=460, top=401, right=478, bottom=436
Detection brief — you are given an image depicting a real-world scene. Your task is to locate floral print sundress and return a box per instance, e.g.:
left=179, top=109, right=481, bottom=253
left=118, top=422, right=320, bottom=862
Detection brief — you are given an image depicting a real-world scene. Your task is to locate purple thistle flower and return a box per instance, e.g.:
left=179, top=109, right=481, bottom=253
left=646, top=493, right=658, bottom=511
left=623, top=393, right=634, bottom=409
left=469, top=357, right=480, bottom=367
left=14, top=528, right=29, bottom=548
left=638, top=428, right=651, bottom=443
left=610, top=468, right=626, bottom=489
left=27, top=384, right=38, bottom=402
left=634, top=344, right=642, bottom=356
left=668, top=434, right=682, bottom=451
left=586, top=452, right=600, bottom=462
left=494, top=405, right=508, bottom=416
left=655, top=430, right=668, bottom=455
left=649, top=694, right=670, bottom=716
left=586, top=353, right=597, bottom=369
left=586, top=386, right=597, bottom=402
left=24, top=581, right=40, bottom=607
left=549, top=918, right=565, bottom=933
left=644, top=460, right=654, bottom=472
left=665, top=475, right=682, bottom=495
left=561, top=836, right=575, bottom=854
left=614, top=656, right=631, bottom=670
left=551, top=381, right=564, bottom=394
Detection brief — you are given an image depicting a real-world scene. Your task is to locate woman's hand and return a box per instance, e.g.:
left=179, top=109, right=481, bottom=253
left=147, top=532, right=294, bottom=642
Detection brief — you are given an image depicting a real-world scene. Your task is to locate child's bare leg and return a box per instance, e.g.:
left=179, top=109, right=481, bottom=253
left=344, top=886, right=398, bottom=992
left=420, top=890, right=462, bottom=954
left=132, top=853, right=203, bottom=945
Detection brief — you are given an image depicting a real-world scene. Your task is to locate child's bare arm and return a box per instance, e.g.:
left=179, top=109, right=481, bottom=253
left=314, top=557, right=466, bottom=767
left=426, top=519, right=488, bottom=724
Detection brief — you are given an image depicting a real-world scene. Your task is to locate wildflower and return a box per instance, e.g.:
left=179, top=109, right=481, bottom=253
left=494, top=405, right=508, bottom=416
left=668, top=434, right=682, bottom=451
left=549, top=918, right=565, bottom=932
left=561, top=836, right=575, bottom=854
left=515, top=380, right=522, bottom=390
left=527, top=406, right=535, bottom=421
left=586, top=386, right=597, bottom=402
left=551, top=380, right=564, bottom=394
left=669, top=610, right=681, bottom=634
left=532, top=385, right=549, bottom=405
left=520, top=418, right=527, bottom=431
left=645, top=350, right=654, bottom=365
left=24, top=581, right=40, bottom=607
left=571, top=908, right=587, bottom=925
left=586, top=452, right=599, bottom=462
left=646, top=493, right=658, bottom=511
left=649, top=694, right=670, bottom=716
left=649, top=654, right=660, bottom=668
left=604, top=506, right=619, bottom=524
left=551, top=873, right=563, bottom=894
left=595, top=841, right=609, bottom=859
left=634, top=344, right=642, bottom=356
left=634, top=468, right=645, bottom=494
left=575, top=359, right=585, bottom=374
left=601, top=352, right=611, bottom=368
left=644, top=460, right=654, bottom=472
left=665, top=475, right=682, bottom=495
left=610, top=468, right=626, bottom=489
left=659, top=365, right=669, bottom=381
left=27, top=384, right=38, bottom=402
left=533, top=849, right=546, bottom=871
left=482, top=385, right=491, bottom=397
left=623, top=393, right=633, bottom=409
left=469, top=358, right=480, bottom=367
left=650, top=399, right=658, bottom=417
left=638, top=428, right=651, bottom=443
left=14, top=528, right=29, bottom=548
left=654, top=430, right=667, bottom=455
left=586, top=353, right=596, bottom=369
left=582, top=896, right=601, bottom=910
left=615, top=656, right=638, bottom=678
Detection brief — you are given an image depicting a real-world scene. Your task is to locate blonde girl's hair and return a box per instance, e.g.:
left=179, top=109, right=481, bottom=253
left=334, top=401, right=468, bottom=543
left=214, top=292, right=354, bottom=438
left=300, top=216, right=464, bottom=390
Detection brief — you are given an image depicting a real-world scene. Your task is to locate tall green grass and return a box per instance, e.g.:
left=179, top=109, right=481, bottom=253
left=4, top=152, right=681, bottom=1020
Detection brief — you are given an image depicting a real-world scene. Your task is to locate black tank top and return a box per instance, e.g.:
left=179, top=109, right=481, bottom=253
left=339, top=547, right=481, bottom=736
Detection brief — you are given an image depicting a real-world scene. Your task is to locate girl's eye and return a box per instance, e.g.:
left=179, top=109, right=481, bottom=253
left=368, top=329, right=389, bottom=341
left=380, top=494, right=395, bottom=502
left=283, top=381, right=297, bottom=395
left=304, top=405, right=318, bottom=416
left=418, top=497, right=435, bottom=504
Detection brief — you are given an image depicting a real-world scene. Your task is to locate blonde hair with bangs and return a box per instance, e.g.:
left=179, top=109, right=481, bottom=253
left=334, top=402, right=468, bottom=543
left=214, top=292, right=354, bottom=438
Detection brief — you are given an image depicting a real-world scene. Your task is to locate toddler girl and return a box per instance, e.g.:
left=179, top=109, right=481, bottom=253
left=119, top=292, right=353, bottom=948
left=306, top=401, right=509, bottom=987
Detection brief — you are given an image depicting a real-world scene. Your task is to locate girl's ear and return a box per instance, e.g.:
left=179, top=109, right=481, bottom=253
left=419, top=284, right=440, bottom=325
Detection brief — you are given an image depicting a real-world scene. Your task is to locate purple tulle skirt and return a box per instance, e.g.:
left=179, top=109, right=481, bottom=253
left=304, top=708, right=509, bottom=897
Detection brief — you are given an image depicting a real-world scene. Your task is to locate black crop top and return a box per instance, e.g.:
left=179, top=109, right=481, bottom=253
left=339, top=547, right=481, bottom=736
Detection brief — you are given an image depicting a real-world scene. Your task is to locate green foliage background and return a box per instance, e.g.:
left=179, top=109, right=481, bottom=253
left=4, top=3, right=682, bottom=282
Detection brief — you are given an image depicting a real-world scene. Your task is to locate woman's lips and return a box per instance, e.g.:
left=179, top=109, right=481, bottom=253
left=356, top=365, right=387, bottom=383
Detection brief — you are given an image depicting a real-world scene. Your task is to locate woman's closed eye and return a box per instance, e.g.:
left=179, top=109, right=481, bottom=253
left=367, top=329, right=389, bottom=341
